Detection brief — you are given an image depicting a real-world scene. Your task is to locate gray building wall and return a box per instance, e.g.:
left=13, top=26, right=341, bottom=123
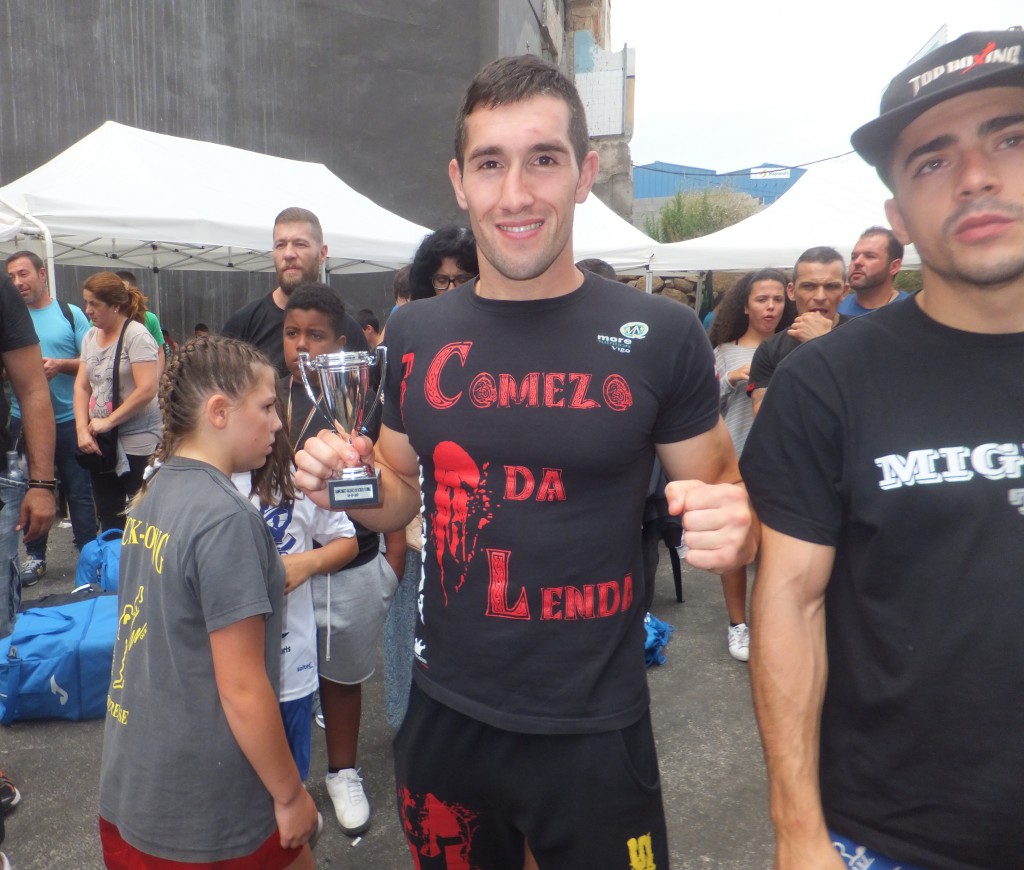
left=1, top=0, right=550, bottom=339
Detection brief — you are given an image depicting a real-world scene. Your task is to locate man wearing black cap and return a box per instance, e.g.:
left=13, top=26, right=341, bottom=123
left=742, top=30, right=1024, bottom=870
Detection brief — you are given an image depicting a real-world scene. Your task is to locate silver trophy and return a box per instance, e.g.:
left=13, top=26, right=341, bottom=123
left=297, top=347, right=387, bottom=508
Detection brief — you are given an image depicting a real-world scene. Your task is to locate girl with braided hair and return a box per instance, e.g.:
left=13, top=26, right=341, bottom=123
left=99, top=336, right=319, bottom=869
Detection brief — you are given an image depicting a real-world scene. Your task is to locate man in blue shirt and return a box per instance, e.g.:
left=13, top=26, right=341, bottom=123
left=838, top=226, right=908, bottom=317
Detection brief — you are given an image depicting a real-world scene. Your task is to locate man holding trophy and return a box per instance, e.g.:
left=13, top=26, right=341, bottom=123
left=296, top=55, right=755, bottom=868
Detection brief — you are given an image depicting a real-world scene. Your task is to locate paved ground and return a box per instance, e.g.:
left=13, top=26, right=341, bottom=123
left=2, top=523, right=773, bottom=869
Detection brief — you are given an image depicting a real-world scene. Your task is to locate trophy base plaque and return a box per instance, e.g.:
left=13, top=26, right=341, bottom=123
left=327, top=466, right=382, bottom=509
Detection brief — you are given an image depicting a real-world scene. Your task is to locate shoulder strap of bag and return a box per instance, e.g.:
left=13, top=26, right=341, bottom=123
left=57, top=299, right=76, bottom=334
left=111, top=318, right=132, bottom=412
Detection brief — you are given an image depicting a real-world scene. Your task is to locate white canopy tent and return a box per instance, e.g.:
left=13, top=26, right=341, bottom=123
left=0, top=121, right=432, bottom=286
left=649, top=156, right=920, bottom=273
left=573, top=194, right=660, bottom=273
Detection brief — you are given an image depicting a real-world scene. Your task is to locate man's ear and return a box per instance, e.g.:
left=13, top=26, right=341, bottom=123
left=786, top=283, right=796, bottom=302
left=884, top=199, right=912, bottom=246
left=575, top=150, right=600, bottom=204
left=449, top=159, right=469, bottom=211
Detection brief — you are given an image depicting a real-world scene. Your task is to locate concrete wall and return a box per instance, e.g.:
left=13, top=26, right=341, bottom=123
left=1, top=0, right=549, bottom=338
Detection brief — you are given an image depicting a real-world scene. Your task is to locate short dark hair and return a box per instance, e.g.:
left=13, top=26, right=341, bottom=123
left=274, top=207, right=324, bottom=247
left=5, top=250, right=44, bottom=271
left=392, top=265, right=411, bottom=303
left=356, top=308, right=380, bottom=333
left=409, top=226, right=479, bottom=301
left=859, top=226, right=904, bottom=264
left=793, top=247, right=846, bottom=284
left=114, top=269, right=138, bottom=289
left=575, top=258, right=617, bottom=281
left=454, top=54, right=590, bottom=170
left=284, top=282, right=346, bottom=339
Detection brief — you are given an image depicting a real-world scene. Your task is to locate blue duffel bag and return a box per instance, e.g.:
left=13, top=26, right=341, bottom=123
left=0, top=593, right=118, bottom=723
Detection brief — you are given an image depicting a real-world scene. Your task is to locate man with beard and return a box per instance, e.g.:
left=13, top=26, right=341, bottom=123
left=295, top=54, right=754, bottom=868
left=221, top=207, right=328, bottom=377
left=838, top=226, right=908, bottom=317
left=742, top=30, right=1024, bottom=870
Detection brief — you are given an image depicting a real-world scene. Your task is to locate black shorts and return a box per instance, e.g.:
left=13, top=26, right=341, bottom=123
left=394, top=684, right=669, bottom=869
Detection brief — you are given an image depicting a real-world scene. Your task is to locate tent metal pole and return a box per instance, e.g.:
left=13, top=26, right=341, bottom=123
left=0, top=196, right=57, bottom=297
left=645, top=265, right=653, bottom=294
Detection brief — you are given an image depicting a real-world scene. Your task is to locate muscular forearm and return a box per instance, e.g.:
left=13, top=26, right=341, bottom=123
left=18, top=377, right=56, bottom=480
left=750, top=535, right=834, bottom=855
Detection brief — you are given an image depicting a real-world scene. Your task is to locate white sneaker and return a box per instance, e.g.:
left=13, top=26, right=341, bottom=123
left=728, top=623, right=750, bottom=662
left=325, top=768, right=370, bottom=835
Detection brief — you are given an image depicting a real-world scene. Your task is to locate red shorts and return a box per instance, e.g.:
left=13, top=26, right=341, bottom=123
left=99, top=817, right=301, bottom=869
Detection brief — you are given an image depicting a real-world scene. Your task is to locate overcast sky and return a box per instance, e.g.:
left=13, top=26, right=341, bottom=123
left=611, top=1, right=1022, bottom=173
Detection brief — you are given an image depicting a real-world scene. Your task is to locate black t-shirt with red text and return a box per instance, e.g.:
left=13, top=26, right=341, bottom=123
left=382, top=275, right=718, bottom=734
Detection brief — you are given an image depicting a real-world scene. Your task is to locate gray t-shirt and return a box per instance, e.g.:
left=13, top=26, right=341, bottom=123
left=99, top=457, right=286, bottom=861
left=81, top=319, right=162, bottom=454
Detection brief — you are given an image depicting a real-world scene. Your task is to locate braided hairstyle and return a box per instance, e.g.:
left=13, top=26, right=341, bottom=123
left=133, top=335, right=295, bottom=506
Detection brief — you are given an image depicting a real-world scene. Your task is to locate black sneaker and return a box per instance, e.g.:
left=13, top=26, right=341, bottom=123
left=0, top=770, right=20, bottom=814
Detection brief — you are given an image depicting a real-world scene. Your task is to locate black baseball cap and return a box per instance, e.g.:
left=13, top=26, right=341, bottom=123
left=852, top=30, right=1024, bottom=174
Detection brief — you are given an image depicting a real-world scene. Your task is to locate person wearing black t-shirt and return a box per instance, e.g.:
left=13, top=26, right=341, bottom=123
left=744, top=31, right=1024, bottom=870
left=748, top=246, right=849, bottom=416
left=221, top=207, right=328, bottom=378
left=295, top=55, right=755, bottom=869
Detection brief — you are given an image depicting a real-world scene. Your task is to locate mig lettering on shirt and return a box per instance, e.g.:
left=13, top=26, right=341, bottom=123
left=108, top=585, right=148, bottom=725
left=122, top=517, right=171, bottom=574
left=875, top=443, right=1024, bottom=490
left=420, top=341, right=633, bottom=411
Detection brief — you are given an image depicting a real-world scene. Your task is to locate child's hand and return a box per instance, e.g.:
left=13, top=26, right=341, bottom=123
left=280, top=553, right=313, bottom=593
left=275, top=787, right=319, bottom=848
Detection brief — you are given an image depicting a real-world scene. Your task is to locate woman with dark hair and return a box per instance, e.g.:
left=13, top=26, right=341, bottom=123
left=708, top=268, right=790, bottom=662
left=408, top=226, right=478, bottom=300
left=73, top=271, right=162, bottom=531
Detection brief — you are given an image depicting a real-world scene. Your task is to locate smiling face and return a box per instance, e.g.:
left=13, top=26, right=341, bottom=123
left=787, top=261, right=847, bottom=319
left=273, top=221, right=327, bottom=295
left=225, top=366, right=282, bottom=473
left=885, top=86, right=1024, bottom=290
left=744, top=278, right=786, bottom=337
left=7, top=257, right=48, bottom=308
left=448, top=95, right=598, bottom=300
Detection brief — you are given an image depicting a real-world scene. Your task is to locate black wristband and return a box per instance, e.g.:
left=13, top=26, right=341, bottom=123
left=26, top=479, right=58, bottom=491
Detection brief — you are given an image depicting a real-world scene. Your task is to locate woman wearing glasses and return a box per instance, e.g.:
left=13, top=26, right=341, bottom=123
left=408, top=226, right=479, bottom=300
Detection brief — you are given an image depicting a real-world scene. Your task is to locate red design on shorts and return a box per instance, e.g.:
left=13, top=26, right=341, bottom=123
left=398, top=787, right=480, bottom=870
